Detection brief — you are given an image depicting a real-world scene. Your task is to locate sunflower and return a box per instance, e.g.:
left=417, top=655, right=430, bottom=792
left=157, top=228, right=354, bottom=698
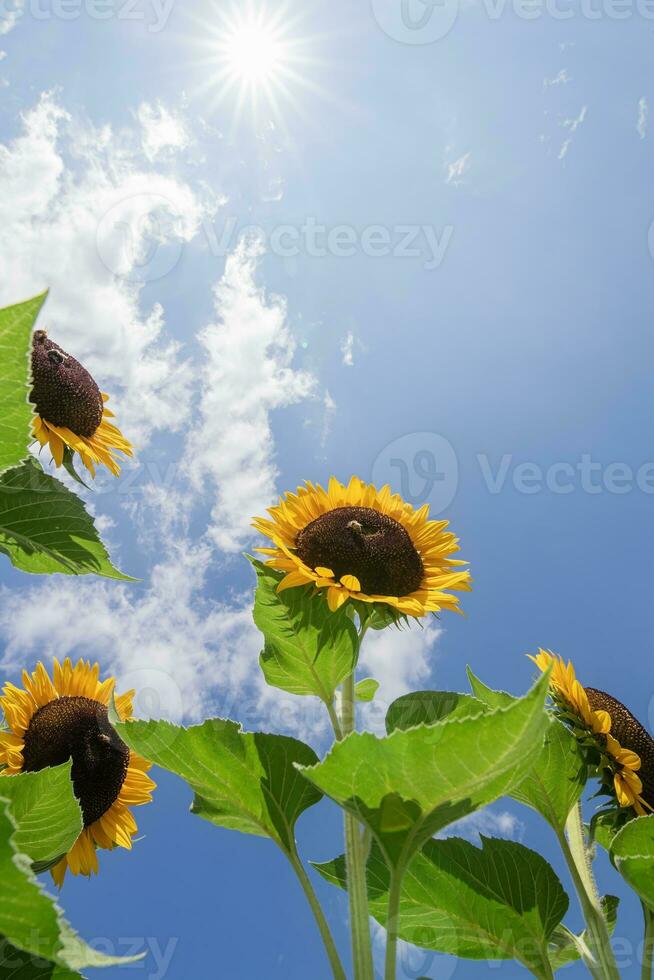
left=0, top=660, right=155, bottom=886
left=530, top=649, right=654, bottom=816
left=253, top=476, right=471, bottom=617
left=30, top=330, right=133, bottom=478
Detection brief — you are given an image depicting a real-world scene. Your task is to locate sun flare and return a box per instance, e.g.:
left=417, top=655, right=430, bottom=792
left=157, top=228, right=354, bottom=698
left=223, top=17, right=285, bottom=85
left=191, top=3, right=319, bottom=125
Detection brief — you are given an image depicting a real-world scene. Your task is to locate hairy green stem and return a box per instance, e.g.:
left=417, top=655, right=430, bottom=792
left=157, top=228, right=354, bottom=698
left=340, top=668, right=375, bottom=980
left=326, top=698, right=343, bottom=740
left=289, top=852, right=347, bottom=980
left=384, top=870, right=403, bottom=980
left=642, top=902, right=654, bottom=980
left=557, top=803, right=620, bottom=980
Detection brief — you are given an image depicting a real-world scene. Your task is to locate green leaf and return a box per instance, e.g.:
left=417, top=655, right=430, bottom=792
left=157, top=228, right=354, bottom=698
left=589, top=809, right=626, bottom=853
left=300, top=671, right=551, bottom=869
left=0, top=940, right=82, bottom=979
left=359, top=604, right=403, bottom=631
left=386, top=691, right=489, bottom=732
left=0, top=789, right=137, bottom=972
left=466, top=666, right=516, bottom=709
left=60, top=448, right=91, bottom=491
left=548, top=896, right=619, bottom=971
left=610, top=814, right=654, bottom=909
left=0, top=293, right=47, bottom=477
left=467, top=668, right=586, bottom=830
left=0, top=763, right=82, bottom=870
left=314, top=836, right=568, bottom=978
left=511, top=720, right=586, bottom=832
left=251, top=559, right=358, bottom=703
left=118, top=718, right=322, bottom=856
left=355, top=679, right=379, bottom=703
left=0, top=458, right=132, bottom=579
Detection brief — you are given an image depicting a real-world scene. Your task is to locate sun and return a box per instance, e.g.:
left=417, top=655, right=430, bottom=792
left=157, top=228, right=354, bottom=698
left=190, top=3, right=321, bottom=125
left=222, top=16, right=285, bottom=85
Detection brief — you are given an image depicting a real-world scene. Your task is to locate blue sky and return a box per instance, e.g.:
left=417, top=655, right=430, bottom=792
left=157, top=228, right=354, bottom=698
left=1, top=0, right=654, bottom=976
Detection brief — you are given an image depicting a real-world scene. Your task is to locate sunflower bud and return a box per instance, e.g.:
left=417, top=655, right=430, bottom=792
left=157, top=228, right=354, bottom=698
left=31, top=331, right=103, bottom=438
left=30, top=331, right=132, bottom=478
left=586, top=688, right=654, bottom=808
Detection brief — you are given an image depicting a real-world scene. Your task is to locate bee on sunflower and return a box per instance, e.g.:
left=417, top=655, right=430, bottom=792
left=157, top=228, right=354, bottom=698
left=530, top=649, right=654, bottom=818
left=30, top=330, right=133, bottom=478
left=0, top=660, right=155, bottom=886
left=253, top=476, right=471, bottom=619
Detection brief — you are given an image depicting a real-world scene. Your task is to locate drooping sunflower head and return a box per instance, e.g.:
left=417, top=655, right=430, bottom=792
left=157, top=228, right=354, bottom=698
left=0, top=660, right=155, bottom=886
left=30, top=330, right=133, bottom=478
left=253, top=477, right=471, bottom=618
left=530, top=649, right=654, bottom=816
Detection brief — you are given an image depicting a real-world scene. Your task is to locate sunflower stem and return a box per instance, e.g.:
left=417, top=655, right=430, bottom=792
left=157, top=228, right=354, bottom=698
left=326, top=698, right=343, bottom=740
left=383, top=869, right=403, bottom=980
left=289, top=851, right=347, bottom=980
left=642, top=902, right=654, bottom=980
left=339, top=664, right=375, bottom=980
left=558, top=803, right=620, bottom=980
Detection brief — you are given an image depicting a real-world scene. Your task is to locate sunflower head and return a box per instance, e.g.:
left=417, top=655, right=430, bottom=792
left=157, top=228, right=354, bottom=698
left=0, top=660, right=155, bottom=885
left=530, top=649, right=654, bottom=816
left=30, top=330, right=133, bottom=478
left=253, top=476, right=471, bottom=618
left=31, top=331, right=104, bottom=437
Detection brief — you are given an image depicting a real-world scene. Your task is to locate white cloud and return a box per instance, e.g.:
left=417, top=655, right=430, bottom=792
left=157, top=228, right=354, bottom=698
left=0, top=92, right=213, bottom=443
left=445, top=151, right=470, bottom=187
left=0, top=0, right=23, bottom=35
left=436, top=807, right=524, bottom=842
left=559, top=105, right=587, bottom=160
left=184, top=233, right=315, bottom=553
left=0, top=537, right=332, bottom=742
left=341, top=331, right=355, bottom=366
left=638, top=97, right=648, bottom=140
left=358, top=621, right=442, bottom=734
left=137, top=101, right=189, bottom=161
left=321, top=389, right=337, bottom=448
left=544, top=69, right=571, bottom=89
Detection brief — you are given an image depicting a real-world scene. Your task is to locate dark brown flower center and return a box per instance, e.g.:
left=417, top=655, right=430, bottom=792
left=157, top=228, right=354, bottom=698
left=30, top=331, right=103, bottom=438
left=586, top=687, right=654, bottom=807
left=295, top=506, right=424, bottom=597
left=22, top=696, right=129, bottom=827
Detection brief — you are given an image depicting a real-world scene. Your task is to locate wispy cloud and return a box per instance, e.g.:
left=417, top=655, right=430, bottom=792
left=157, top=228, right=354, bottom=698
left=183, top=233, right=316, bottom=553
left=559, top=105, right=587, bottom=160
left=358, top=621, right=442, bottom=734
left=137, top=101, right=189, bottom=161
left=0, top=0, right=23, bottom=35
left=445, top=151, right=470, bottom=187
left=544, top=69, right=571, bottom=89
left=638, top=97, right=648, bottom=140
left=0, top=92, right=215, bottom=443
left=341, top=331, right=355, bottom=366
